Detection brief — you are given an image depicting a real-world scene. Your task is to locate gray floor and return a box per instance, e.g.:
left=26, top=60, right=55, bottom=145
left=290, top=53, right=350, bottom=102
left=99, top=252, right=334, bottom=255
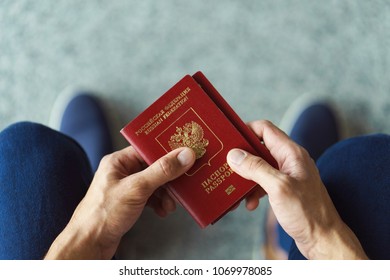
left=1, top=1, right=389, bottom=259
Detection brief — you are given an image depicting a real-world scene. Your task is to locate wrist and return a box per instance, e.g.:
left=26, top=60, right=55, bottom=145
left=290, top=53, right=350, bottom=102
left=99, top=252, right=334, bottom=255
left=306, top=220, right=368, bottom=260
left=45, top=219, right=104, bottom=259
left=45, top=202, right=117, bottom=260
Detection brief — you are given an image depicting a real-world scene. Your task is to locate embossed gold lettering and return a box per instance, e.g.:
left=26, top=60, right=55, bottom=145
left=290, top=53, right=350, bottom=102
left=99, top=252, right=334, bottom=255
left=201, top=162, right=234, bottom=194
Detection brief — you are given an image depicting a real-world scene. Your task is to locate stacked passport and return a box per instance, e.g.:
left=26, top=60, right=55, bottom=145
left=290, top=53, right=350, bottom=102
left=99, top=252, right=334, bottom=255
left=121, top=71, right=277, bottom=228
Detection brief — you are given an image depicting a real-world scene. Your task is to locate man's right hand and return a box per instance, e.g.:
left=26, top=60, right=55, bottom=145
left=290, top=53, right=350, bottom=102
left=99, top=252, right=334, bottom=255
left=227, top=120, right=367, bottom=260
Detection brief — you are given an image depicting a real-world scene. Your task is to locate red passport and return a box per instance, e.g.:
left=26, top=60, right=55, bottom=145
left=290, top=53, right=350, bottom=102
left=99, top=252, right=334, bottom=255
left=121, top=71, right=277, bottom=228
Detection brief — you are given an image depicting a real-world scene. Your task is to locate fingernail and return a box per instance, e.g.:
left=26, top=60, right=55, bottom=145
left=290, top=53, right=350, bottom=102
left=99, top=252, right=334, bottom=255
left=177, top=148, right=194, bottom=166
left=228, top=149, right=247, bottom=165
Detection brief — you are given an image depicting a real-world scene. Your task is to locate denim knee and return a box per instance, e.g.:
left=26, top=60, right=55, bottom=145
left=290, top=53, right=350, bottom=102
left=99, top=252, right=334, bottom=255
left=289, top=134, right=390, bottom=260
left=0, top=122, right=93, bottom=259
left=1, top=121, right=92, bottom=181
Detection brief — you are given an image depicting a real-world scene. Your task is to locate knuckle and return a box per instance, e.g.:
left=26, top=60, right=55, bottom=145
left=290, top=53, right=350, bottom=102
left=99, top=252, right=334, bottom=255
left=157, top=156, right=175, bottom=179
left=100, top=153, right=122, bottom=171
left=98, top=154, right=115, bottom=171
left=260, top=119, right=273, bottom=127
left=259, top=120, right=277, bottom=132
left=285, top=141, right=309, bottom=161
left=248, top=156, right=267, bottom=172
left=296, top=145, right=310, bottom=159
left=101, top=153, right=118, bottom=165
left=249, top=120, right=272, bottom=132
left=100, top=154, right=112, bottom=165
left=295, top=146, right=313, bottom=166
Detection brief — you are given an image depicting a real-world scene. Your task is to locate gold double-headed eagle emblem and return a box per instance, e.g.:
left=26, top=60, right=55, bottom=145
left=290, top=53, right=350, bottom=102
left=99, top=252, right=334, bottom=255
left=168, top=121, right=209, bottom=159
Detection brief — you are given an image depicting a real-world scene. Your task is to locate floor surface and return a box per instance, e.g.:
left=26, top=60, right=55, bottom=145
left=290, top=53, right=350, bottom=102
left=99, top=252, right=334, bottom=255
left=1, top=0, right=389, bottom=259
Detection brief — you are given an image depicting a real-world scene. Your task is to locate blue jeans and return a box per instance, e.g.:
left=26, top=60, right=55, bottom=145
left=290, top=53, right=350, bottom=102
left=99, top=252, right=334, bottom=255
left=0, top=122, right=92, bottom=259
left=0, top=122, right=389, bottom=259
left=289, top=134, right=390, bottom=260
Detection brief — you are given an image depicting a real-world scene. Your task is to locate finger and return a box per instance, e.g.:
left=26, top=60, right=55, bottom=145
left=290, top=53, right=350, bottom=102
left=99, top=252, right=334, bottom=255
left=153, top=187, right=177, bottom=213
left=147, top=195, right=167, bottom=217
left=161, top=190, right=177, bottom=213
left=247, top=120, right=291, bottom=152
left=247, top=120, right=297, bottom=167
left=128, top=147, right=196, bottom=196
left=227, top=148, right=284, bottom=196
left=245, top=186, right=266, bottom=211
left=147, top=189, right=177, bottom=217
left=101, top=146, right=147, bottom=175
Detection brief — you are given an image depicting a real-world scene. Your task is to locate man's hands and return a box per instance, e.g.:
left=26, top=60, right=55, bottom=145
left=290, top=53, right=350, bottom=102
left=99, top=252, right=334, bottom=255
left=45, top=119, right=368, bottom=260
left=45, top=146, right=195, bottom=259
left=227, top=120, right=368, bottom=260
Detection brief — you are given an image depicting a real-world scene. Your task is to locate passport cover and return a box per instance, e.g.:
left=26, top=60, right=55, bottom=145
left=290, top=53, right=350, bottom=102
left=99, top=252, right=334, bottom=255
left=121, top=71, right=277, bottom=228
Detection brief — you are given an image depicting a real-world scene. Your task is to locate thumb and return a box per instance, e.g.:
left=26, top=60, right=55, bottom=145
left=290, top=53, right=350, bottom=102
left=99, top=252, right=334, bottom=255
left=130, top=147, right=196, bottom=195
left=227, top=148, right=281, bottom=195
